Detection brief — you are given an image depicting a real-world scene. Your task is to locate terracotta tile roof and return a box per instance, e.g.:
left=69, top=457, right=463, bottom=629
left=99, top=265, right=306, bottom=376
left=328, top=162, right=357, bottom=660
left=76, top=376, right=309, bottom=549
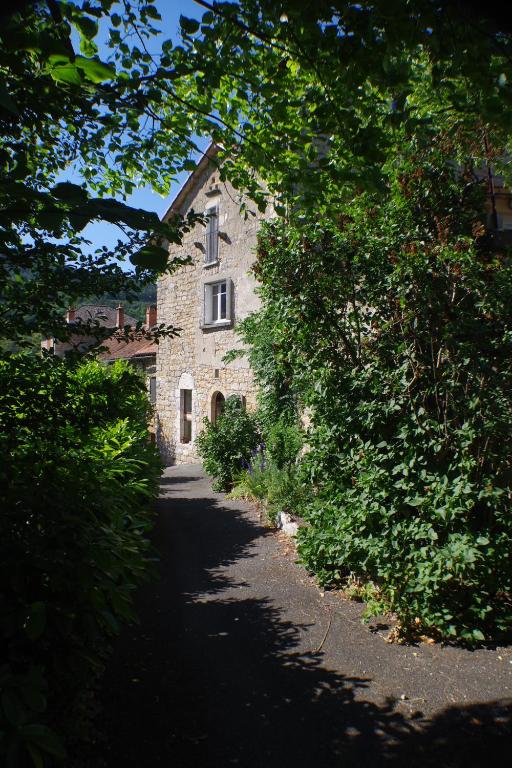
left=98, top=333, right=157, bottom=361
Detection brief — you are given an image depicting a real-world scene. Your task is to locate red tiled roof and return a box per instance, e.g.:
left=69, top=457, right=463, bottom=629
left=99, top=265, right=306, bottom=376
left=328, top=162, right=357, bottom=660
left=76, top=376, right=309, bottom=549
left=98, top=333, right=157, bottom=361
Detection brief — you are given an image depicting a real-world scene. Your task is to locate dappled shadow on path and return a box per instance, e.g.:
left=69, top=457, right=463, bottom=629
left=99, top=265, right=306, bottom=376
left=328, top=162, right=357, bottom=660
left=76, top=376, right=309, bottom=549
left=97, top=476, right=511, bottom=768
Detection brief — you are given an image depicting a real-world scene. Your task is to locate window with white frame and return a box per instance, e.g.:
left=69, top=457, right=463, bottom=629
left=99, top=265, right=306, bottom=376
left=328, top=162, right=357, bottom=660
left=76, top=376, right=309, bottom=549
left=203, top=279, right=232, bottom=326
left=205, top=204, right=219, bottom=264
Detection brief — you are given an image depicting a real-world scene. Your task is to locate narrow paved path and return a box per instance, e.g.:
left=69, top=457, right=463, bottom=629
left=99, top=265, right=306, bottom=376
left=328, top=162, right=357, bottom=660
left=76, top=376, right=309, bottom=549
left=99, top=465, right=511, bottom=767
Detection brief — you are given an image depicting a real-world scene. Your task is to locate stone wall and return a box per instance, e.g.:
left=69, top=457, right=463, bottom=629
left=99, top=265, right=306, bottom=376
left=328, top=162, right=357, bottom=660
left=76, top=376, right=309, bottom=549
left=156, top=160, right=269, bottom=464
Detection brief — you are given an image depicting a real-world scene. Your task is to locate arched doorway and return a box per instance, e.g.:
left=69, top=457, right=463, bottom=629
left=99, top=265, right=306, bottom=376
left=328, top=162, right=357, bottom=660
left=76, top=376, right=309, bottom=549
left=211, top=391, right=225, bottom=424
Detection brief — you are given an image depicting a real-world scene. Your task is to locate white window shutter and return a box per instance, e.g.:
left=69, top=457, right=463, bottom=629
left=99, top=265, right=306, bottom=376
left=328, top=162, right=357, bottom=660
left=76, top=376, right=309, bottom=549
left=226, top=278, right=233, bottom=321
left=204, top=283, right=212, bottom=324
left=205, top=205, right=219, bottom=263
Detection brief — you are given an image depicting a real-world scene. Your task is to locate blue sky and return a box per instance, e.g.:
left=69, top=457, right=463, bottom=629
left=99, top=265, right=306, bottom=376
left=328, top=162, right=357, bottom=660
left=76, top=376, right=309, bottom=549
left=81, top=0, right=210, bottom=265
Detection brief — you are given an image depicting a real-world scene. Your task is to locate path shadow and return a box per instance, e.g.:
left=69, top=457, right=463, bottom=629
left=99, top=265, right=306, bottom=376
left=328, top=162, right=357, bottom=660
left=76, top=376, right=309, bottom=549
left=95, top=477, right=511, bottom=768
left=159, top=474, right=201, bottom=486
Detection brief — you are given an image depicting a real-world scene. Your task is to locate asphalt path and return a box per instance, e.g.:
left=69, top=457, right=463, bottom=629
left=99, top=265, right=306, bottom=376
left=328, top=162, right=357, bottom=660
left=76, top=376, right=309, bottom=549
left=98, top=464, right=512, bottom=767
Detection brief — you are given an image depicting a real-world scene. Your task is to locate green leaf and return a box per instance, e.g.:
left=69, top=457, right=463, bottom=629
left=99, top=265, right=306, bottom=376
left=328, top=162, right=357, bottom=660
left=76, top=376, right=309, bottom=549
left=180, top=16, right=200, bottom=35
left=75, top=56, right=116, bottom=83
left=48, top=54, right=70, bottom=66
left=79, top=36, right=98, bottom=57
left=50, top=63, right=82, bottom=86
left=75, top=16, right=98, bottom=40
left=144, top=5, right=161, bottom=20
left=130, top=245, right=169, bottom=271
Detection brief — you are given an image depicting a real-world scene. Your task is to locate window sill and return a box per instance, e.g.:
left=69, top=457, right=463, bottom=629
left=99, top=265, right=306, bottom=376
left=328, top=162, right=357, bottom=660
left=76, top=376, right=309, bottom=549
left=200, top=319, right=232, bottom=330
left=203, top=260, right=219, bottom=268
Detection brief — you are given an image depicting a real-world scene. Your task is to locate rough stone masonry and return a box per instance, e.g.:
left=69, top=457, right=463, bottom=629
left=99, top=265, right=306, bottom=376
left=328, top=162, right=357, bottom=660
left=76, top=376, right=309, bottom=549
left=156, top=147, right=271, bottom=464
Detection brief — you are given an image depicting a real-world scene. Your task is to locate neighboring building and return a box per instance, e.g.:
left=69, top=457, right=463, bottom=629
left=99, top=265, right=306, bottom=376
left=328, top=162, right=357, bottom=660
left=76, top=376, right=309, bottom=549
left=42, top=304, right=158, bottom=437
left=98, top=304, right=158, bottom=418
left=156, top=145, right=271, bottom=464
left=41, top=305, right=138, bottom=357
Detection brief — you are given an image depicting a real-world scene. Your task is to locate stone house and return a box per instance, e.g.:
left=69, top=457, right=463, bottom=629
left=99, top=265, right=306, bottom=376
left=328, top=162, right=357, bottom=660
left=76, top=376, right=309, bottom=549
left=156, top=145, right=270, bottom=464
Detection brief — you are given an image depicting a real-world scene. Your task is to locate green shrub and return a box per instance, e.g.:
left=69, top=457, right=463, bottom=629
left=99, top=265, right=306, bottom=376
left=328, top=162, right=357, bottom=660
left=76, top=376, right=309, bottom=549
left=231, top=443, right=310, bottom=526
left=265, top=417, right=303, bottom=470
left=264, top=463, right=310, bottom=524
left=230, top=453, right=269, bottom=504
left=196, top=396, right=260, bottom=491
left=0, top=355, right=161, bottom=766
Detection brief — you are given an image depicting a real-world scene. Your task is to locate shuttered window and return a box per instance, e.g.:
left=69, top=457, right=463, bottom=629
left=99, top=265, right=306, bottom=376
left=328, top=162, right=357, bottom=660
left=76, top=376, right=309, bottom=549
left=203, top=279, right=232, bottom=326
left=205, top=205, right=219, bottom=264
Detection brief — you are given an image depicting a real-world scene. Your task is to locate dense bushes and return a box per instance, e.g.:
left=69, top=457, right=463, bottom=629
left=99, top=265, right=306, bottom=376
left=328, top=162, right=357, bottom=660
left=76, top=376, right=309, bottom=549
left=197, top=394, right=308, bottom=525
left=236, top=140, right=512, bottom=645
left=230, top=419, right=307, bottom=525
left=0, top=355, right=161, bottom=766
left=196, top=396, right=260, bottom=491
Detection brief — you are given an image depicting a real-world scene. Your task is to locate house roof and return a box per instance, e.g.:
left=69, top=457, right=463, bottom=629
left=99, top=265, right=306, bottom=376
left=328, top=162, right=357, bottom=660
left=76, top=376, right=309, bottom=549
left=97, top=333, right=157, bottom=362
left=72, top=305, right=138, bottom=328
left=161, top=142, right=220, bottom=220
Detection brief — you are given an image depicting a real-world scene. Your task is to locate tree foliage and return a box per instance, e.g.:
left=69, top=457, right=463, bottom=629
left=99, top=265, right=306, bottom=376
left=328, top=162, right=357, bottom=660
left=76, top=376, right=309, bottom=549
left=3, top=0, right=512, bottom=344
left=0, top=0, right=202, bottom=345
left=176, top=0, right=512, bottom=209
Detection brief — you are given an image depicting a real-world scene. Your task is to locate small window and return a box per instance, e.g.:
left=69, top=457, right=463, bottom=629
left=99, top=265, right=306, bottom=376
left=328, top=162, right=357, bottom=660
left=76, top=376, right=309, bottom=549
left=149, top=376, right=156, bottom=405
left=180, top=388, right=192, bottom=443
left=211, top=391, right=225, bottom=423
left=205, top=205, right=219, bottom=264
left=203, top=279, right=232, bottom=326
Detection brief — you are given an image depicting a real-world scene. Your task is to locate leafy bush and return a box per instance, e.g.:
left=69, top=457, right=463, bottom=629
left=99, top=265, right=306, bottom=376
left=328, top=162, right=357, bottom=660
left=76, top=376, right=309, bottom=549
left=230, top=450, right=269, bottom=503
left=0, top=355, right=161, bottom=766
left=196, top=396, right=260, bottom=491
left=231, top=417, right=309, bottom=526
left=238, top=138, right=512, bottom=645
left=265, top=417, right=303, bottom=470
